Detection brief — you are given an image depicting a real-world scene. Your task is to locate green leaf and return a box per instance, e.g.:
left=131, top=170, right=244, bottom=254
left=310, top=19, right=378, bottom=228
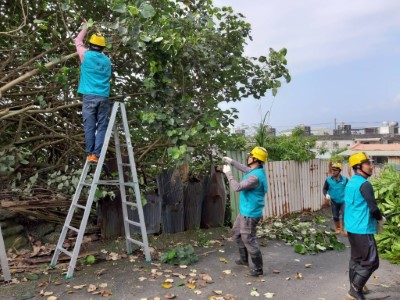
left=294, top=244, right=305, bottom=254
left=140, top=3, right=156, bottom=18
left=113, top=3, right=127, bottom=13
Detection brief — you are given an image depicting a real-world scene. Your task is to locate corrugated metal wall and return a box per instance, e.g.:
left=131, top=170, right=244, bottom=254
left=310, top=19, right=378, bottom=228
left=226, top=151, right=382, bottom=220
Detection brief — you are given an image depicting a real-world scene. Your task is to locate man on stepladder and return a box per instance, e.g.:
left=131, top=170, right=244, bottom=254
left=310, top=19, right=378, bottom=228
left=322, top=162, right=348, bottom=236
left=75, top=20, right=112, bottom=164
left=222, top=147, right=268, bottom=276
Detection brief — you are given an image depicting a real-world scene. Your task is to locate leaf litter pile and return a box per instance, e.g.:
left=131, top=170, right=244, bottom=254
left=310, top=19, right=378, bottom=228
left=257, top=215, right=346, bottom=254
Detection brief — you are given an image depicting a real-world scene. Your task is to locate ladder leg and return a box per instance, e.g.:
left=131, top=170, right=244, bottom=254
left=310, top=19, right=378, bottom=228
left=50, top=162, right=91, bottom=266
left=0, top=225, right=11, bottom=282
left=120, top=103, right=151, bottom=262
left=114, top=123, right=133, bottom=254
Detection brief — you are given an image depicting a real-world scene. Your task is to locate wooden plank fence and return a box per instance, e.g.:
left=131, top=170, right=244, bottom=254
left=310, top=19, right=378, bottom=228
left=226, top=151, right=382, bottom=220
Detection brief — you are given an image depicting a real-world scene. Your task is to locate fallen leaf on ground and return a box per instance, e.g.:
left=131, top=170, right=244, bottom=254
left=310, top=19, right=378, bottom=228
left=162, top=281, right=173, bottom=289
left=73, top=284, right=86, bottom=289
left=250, top=289, right=260, bottom=296
left=165, top=278, right=174, bottom=283
left=95, top=268, right=106, bottom=276
left=186, top=283, right=196, bottom=289
left=295, top=272, right=303, bottom=280
left=222, top=270, right=232, bottom=275
left=179, top=265, right=187, bottom=269
left=194, top=290, right=202, bottom=295
left=285, top=277, right=291, bottom=281
left=272, top=269, right=280, bottom=274
left=138, top=277, right=147, bottom=282
left=100, top=289, right=112, bottom=297
left=199, top=273, right=213, bottom=283
left=219, top=258, right=228, bottom=264
left=47, top=296, right=57, bottom=300
left=264, top=292, right=275, bottom=298
left=87, top=284, right=96, bottom=292
left=213, top=290, right=223, bottom=295
left=304, top=264, right=312, bottom=268
left=164, top=293, right=176, bottom=299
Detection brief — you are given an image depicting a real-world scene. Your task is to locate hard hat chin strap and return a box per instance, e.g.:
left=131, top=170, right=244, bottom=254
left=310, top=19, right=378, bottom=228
left=358, top=165, right=372, bottom=177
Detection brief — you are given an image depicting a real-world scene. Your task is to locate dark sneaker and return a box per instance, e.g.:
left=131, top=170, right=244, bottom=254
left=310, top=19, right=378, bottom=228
left=235, top=258, right=249, bottom=266
left=347, top=285, right=366, bottom=300
left=248, top=268, right=263, bottom=277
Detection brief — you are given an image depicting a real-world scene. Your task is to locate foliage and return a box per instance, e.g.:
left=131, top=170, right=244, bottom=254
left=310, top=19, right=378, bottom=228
left=160, top=244, right=198, bottom=265
left=328, top=148, right=347, bottom=163
left=371, top=165, right=400, bottom=264
left=255, top=127, right=317, bottom=161
left=0, top=0, right=290, bottom=198
left=257, top=216, right=345, bottom=255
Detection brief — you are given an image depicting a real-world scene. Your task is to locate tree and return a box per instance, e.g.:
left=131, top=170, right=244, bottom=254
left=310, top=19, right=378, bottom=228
left=255, top=127, right=317, bottom=162
left=0, top=0, right=290, bottom=197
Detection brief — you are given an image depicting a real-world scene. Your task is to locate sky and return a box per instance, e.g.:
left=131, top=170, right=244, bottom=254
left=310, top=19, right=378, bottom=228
left=215, top=0, right=400, bottom=134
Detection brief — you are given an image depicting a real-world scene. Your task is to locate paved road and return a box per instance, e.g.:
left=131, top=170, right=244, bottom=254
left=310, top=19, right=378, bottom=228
left=2, top=232, right=400, bottom=299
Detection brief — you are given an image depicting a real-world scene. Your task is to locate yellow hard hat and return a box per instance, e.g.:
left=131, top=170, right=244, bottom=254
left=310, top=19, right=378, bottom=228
left=250, top=146, right=268, bottom=162
left=88, top=33, right=106, bottom=47
left=349, top=152, right=369, bottom=167
left=331, top=163, right=342, bottom=170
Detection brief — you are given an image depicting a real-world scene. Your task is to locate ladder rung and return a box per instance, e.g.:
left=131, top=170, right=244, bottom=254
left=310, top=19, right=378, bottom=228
left=97, top=180, right=136, bottom=186
left=81, top=182, right=92, bottom=187
left=57, top=247, right=73, bottom=257
left=125, top=219, right=141, bottom=227
left=122, top=201, right=137, bottom=207
left=126, top=237, right=144, bottom=247
left=65, top=225, right=79, bottom=233
left=73, top=203, right=86, bottom=210
left=118, top=163, right=130, bottom=167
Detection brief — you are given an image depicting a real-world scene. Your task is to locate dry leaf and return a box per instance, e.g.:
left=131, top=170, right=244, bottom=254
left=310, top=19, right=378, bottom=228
left=285, top=277, right=291, bottom=281
left=250, top=289, right=259, bottom=296
left=179, top=265, right=187, bottom=269
left=186, top=283, right=196, bottom=289
left=272, top=269, right=280, bottom=274
left=213, top=290, right=223, bottom=295
left=138, top=276, right=147, bottom=282
left=87, top=284, right=97, bottom=292
left=164, top=293, right=176, bottom=299
left=44, top=291, right=53, bottom=296
left=199, top=273, right=213, bottom=283
left=47, top=296, right=57, bottom=300
left=304, top=264, right=312, bottom=268
left=194, top=290, right=202, bottom=295
left=73, top=284, right=86, bottom=289
left=100, top=289, right=112, bottom=297
left=219, top=258, right=228, bottom=264
left=295, top=272, right=303, bottom=280
left=162, top=282, right=173, bottom=289
left=95, top=268, right=106, bottom=276
left=99, top=283, right=108, bottom=288
left=165, top=278, right=174, bottom=283
left=222, top=270, right=232, bottom=275
left=264, top=292, right=275, bottom=298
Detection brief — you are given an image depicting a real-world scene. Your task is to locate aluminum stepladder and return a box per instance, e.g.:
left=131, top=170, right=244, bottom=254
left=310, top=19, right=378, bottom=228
left=0, top=225, right=11, bottom=282
left=50, top=101, right=151, bottom=278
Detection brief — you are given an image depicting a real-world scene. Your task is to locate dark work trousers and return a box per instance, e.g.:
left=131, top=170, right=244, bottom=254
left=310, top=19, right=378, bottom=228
left=347, top=232, right=379, bottom=288
left=231, top=213, right=261, bottom=255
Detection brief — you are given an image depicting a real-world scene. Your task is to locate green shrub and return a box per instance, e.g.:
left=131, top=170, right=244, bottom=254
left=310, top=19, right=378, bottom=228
left=371, top=165, right=400, bottom=264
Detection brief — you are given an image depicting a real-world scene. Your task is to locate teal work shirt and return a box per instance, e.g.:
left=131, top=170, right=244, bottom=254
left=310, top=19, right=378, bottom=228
left=326, top=175, right=347, bottom=203
left=239, top=168, right=268, bottom=218
left=344, top=174, right=377, bottom=234
left=78, top=50, right=111, bottom=97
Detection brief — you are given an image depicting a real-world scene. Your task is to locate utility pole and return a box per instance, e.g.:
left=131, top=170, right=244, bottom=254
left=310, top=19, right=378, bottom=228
left=334, top=118, right=336, bottom=130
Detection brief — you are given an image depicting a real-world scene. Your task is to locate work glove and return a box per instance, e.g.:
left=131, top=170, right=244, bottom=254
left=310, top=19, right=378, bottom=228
left=377, top=216, right=387, bottom=234
left=222, top=156, right=233, bottom=165
left=222, top=164, right=231, bottom=174
left=325, top=194, right=331, bottom=201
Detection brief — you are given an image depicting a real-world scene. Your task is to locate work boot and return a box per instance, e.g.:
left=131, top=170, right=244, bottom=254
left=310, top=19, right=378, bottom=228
left=87, top=154, right=99, bottom=163
left=334, top=220, right=341, bottom=234
left=235, top=248, right=249, bottom=266
left=347, top=284, right=366, bottom=300
left=248, top=252, right=263, bottom=276
left=342, top=221, right=347, bottom=236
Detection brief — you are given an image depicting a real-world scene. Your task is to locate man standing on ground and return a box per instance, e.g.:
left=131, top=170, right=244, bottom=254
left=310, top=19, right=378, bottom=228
left=75, top=20, right=112, bottom=163
left=322, top=162, right=348, bottom=236
left=344, top=152, right=385, bottom=300
left=222, top=147, right=268, bottom=276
